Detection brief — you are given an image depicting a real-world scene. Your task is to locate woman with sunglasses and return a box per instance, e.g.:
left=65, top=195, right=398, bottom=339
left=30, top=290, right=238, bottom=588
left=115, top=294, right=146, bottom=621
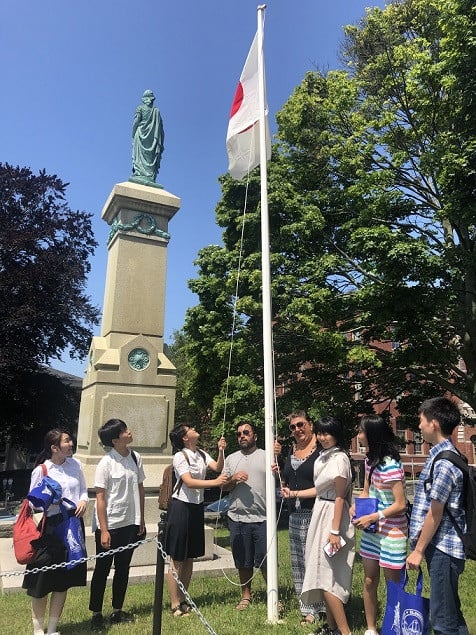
left=277, top=410, right=325, bottom=627
left=165, top=424, right=229, bottom=617
left=283, top=416, right=355, bottom=635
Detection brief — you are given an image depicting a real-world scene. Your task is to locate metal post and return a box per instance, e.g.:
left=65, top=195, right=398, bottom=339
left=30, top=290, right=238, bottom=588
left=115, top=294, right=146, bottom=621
left=152, top=512, right=167, bottom=635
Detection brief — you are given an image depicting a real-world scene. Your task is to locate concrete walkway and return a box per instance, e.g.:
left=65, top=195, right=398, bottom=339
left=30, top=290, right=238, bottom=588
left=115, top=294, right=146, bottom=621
left=0, top=522, right=236, bottom=594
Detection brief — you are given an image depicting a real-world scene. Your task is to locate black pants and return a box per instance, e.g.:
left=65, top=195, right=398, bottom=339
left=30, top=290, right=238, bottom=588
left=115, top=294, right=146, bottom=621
left=89, top=524, right=138, bottom=613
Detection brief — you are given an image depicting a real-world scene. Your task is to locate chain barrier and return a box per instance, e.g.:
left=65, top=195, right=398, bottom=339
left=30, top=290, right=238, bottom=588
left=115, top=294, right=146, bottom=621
left=1, top=533, right=219, bottom=635
left=0, top=535, right=155, bottom=578
left=155, top=538, right=218, bottom=635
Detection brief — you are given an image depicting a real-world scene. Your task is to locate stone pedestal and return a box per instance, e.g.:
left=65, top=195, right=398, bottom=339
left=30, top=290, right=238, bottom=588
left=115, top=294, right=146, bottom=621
left=76, top=182, right=180, bottom=488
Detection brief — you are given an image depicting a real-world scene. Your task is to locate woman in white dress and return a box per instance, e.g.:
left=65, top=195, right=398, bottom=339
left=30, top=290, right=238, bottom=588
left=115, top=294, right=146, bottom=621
left=282, top=416, right=355, bottom=635
left=23, top=428, right=88, bottom=635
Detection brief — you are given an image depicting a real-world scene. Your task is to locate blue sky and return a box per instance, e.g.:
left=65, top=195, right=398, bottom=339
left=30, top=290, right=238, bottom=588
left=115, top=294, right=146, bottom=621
left=0, top=1, right=385, bottom=378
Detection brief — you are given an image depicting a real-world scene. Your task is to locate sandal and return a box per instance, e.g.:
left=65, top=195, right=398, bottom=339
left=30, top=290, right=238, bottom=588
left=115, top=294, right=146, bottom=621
left=179, top=601, right=192, bottom=614
left=300, top=614, right=316, bottom=626
left=171, top=604, right=191, bottom=617
left=235, top=597, right=252, bottom=611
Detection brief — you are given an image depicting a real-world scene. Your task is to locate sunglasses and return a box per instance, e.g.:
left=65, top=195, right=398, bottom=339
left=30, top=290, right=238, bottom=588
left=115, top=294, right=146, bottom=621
left=237, top=430, right=252, bottom=437
left=289, top=421, right=306, bottom=432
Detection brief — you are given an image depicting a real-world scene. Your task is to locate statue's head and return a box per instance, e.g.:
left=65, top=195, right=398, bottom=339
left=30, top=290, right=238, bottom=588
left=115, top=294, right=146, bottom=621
left=142, top=89, right=155, bottom=105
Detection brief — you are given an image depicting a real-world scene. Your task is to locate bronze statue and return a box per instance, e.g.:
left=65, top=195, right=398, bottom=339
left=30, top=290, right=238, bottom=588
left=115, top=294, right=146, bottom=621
left=130, top=90, right=164, bottom=186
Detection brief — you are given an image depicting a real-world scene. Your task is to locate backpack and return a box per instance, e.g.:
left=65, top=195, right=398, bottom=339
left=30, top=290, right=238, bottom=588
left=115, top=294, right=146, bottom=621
left=130, top=450, right=139, bottom=468
left=13, top=464, right=47, bottom=565
left=158, top=449, right=206, bottom=511
left=426, top=449, right=476, bottom=560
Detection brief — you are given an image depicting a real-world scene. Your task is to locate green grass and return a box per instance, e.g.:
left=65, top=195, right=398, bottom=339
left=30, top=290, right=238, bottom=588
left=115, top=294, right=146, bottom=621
left=1, top=529, right=475, bottom=634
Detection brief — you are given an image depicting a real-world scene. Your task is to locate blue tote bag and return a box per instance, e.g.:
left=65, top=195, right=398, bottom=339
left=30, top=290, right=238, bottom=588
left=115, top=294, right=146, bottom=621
left=54, top=498, right=87, bottom=569
left=381, top=568, right=430, bottom=635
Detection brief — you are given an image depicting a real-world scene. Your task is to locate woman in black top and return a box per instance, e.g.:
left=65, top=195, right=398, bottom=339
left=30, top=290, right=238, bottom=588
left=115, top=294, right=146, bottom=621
left=279, top=410, right=325, bottom=626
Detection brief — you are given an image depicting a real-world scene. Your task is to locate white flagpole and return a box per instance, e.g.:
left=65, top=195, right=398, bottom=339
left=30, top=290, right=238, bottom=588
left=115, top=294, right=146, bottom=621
left=257, top=4, right=279, bottom=623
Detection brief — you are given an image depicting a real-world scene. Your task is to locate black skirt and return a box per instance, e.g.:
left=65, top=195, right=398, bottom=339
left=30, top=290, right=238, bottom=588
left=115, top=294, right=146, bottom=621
left=165, top=498, right=205, bottom=560
left=22, top=513, right=87, bottom=598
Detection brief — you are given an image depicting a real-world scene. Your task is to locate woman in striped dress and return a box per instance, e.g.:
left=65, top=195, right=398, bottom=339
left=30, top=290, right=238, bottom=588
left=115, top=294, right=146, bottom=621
left=351, top=415, right=408, bottom=635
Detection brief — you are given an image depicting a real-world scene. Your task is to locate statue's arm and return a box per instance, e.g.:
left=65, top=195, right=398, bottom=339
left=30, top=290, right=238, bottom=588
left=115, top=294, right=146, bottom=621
left=132, top=107, right=142, bottom=137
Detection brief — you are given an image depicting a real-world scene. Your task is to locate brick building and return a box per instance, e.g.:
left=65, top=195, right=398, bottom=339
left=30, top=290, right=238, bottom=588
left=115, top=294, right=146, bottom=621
left=348, top=336, right=476, bottom=481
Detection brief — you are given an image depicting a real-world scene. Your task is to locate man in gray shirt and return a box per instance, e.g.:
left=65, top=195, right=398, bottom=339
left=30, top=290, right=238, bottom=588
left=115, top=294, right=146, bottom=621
left=223, top=422, right=268, bottom=610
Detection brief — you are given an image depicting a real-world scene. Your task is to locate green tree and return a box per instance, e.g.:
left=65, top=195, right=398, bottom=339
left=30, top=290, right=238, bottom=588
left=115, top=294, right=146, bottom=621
left=183, top=0, right=476, bottom=434
left=0, top=163, right=99, bottom=445
left=166, top=330, right=202, bottom=424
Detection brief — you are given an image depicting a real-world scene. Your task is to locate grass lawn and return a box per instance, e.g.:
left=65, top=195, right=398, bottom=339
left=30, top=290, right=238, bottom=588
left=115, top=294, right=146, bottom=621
left=1, top=528, right=475, bottom=634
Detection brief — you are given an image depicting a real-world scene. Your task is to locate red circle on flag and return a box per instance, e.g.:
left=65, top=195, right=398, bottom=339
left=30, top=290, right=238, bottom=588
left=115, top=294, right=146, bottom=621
left=230, top=82, right=244, bottom=118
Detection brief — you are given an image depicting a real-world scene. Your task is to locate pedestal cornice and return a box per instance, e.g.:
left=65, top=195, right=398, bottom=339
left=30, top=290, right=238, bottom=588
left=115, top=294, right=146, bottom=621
left=101, top=181, right=181, bottom=224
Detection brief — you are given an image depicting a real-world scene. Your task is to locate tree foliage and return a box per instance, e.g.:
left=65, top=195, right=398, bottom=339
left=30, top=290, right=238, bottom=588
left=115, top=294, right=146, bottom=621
left=178, top=0, right=476, bottom=437
left=0, top=163, right=99, bottom=445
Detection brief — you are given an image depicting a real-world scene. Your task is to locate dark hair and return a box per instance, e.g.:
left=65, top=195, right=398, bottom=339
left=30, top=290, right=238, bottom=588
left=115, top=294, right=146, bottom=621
left=360, top=414, right=400, bottom=471
left=98, top=419, right=127, bottom=447
left=236, top=422, right=257, bottom=434
left=316, top=416, right=355, bottom=481
left=315, top=416, right=346, bottom=449
left=35, top=428, right=71, bottom=466
left=169, top=423, right=192, bottom=453
left=418, top=397, right=461, bottom=436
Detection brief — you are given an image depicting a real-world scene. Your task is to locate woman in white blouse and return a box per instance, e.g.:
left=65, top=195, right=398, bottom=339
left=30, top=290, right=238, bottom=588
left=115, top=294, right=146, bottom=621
left=22, top=428, right=88, bottom=635
left=165, top=423, right=228, bottom=616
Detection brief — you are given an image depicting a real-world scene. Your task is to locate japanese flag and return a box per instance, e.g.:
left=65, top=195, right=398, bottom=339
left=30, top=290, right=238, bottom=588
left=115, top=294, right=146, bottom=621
left=226, top=33, right=271, bottom=180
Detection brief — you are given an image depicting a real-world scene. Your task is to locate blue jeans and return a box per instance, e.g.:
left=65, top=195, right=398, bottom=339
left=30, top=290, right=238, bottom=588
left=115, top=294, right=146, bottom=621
left=425, top=543, right=468, bottom=635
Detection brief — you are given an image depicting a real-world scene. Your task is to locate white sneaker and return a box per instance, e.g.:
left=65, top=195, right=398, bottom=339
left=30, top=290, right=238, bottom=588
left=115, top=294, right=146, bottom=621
left=364, top=630, right=378, bottom=635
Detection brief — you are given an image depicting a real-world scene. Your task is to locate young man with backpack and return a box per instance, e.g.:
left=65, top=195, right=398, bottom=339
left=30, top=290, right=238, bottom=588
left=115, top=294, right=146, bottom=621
left=406, top=397, right=469, bottom=635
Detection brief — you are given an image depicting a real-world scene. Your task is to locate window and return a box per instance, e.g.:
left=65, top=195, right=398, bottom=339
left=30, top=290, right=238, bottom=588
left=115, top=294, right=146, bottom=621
left=395, top=420, right=406, bottom=445
left=413, top=432, right=423, bottom=455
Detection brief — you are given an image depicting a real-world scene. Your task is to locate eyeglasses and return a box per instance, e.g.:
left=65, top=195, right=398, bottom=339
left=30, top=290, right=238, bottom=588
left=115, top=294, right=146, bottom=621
left=289, top=421, right=306, bottom=432
left=237, top=430, right=252, bottom=437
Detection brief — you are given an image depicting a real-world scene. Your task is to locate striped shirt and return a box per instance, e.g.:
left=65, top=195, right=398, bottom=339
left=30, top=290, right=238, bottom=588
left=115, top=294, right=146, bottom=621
left=359, top=457, right=408, bottom=568
left=409, top=439, right=466, bottom=560
left=367, top=456, right=407, bottom=529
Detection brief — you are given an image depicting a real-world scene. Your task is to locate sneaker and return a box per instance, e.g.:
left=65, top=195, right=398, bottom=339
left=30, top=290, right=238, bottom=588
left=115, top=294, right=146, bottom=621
left=110, top=610, right=134, bottom=624
left=364, top=631, right=378, bottom=635
left=90, top=613, right=105, bottom=631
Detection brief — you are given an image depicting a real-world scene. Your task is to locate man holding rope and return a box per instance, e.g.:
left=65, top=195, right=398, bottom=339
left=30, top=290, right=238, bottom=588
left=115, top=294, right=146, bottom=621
left=222, top=422, right=279, bottom=611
